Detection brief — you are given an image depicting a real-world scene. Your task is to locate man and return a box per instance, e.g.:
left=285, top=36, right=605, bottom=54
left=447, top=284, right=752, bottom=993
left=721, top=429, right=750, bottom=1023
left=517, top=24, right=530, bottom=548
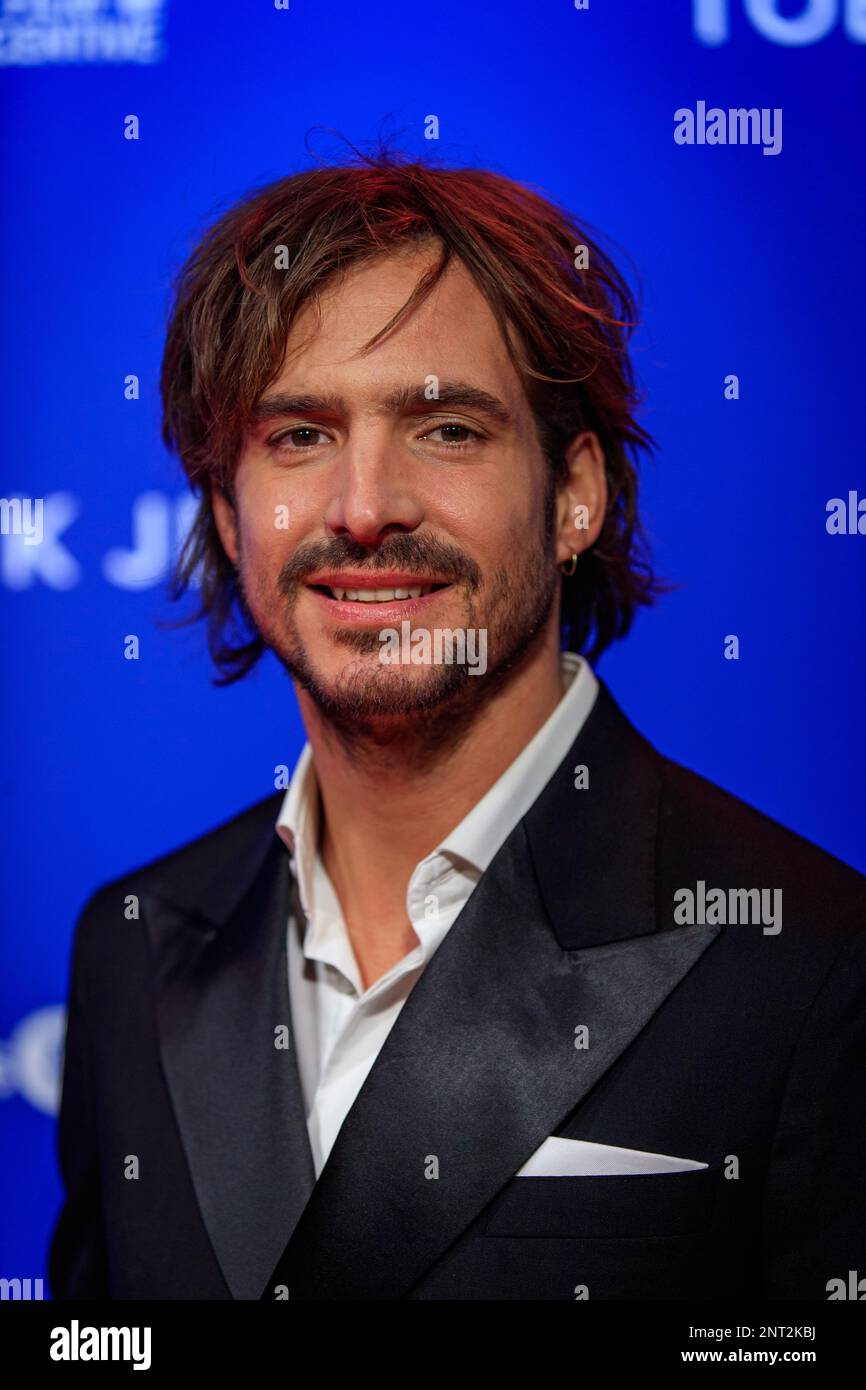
left=49, top=151, right=866, bottom=1301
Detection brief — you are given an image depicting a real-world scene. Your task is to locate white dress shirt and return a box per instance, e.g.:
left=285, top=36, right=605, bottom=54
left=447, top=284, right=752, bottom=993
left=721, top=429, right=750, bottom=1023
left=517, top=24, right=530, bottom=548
left=275, top=650, right=599, bottom=1179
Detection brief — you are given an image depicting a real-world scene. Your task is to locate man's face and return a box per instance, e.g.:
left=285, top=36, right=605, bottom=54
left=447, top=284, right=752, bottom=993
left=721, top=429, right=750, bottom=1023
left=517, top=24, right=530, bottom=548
left=214, top=243, right=568, bottom=741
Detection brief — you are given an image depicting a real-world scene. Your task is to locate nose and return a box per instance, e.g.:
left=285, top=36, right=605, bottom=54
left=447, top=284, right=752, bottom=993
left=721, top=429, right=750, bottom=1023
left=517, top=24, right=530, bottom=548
left=323, top=429, right=425, bottom=547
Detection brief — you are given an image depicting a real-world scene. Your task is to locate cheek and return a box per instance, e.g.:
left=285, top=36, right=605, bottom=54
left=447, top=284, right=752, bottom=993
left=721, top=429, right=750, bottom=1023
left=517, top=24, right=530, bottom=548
left=238, top=517, right=279, bottom=572
left=491, top=499, right=544, bottom=558
left=235, top=484, right=291, bottom=568
left=455, top=456, right=540, bottom=540
left=436, top=480, right=518, bottom=556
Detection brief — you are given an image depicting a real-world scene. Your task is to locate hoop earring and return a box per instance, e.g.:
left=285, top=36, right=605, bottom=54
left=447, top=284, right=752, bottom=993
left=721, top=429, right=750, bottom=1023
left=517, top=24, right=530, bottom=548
left=560, top=552, right=578, bottom=576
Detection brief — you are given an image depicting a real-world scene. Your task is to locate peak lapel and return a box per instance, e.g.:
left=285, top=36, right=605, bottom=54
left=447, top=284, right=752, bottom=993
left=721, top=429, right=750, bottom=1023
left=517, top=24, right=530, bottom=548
left=263, top=686, right=721, bottom=1299
left=147, top=831, right=316, bottom=1300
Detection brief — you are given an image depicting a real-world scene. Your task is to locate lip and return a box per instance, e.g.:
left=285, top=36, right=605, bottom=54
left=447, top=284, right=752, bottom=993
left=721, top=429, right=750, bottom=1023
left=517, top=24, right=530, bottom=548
left=305, top=572, right=452, bottom=589
left=307, top=583, right=452, bottom=624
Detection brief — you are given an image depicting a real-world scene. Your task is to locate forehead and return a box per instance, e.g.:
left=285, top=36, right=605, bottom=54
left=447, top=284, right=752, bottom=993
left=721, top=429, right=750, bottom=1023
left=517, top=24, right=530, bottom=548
left=274, top=245, right=526, bottom=405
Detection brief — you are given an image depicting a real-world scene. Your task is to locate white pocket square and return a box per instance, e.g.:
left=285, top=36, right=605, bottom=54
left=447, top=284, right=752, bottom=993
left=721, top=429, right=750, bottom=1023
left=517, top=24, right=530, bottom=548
left=515, top=1136, right=709, bottom=1177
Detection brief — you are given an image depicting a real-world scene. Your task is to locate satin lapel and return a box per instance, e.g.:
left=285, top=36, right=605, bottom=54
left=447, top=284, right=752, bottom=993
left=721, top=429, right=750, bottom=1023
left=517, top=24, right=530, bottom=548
left=263, top=801, right=721, bottom=1299
left=146, top=832, right=316, bottom=1300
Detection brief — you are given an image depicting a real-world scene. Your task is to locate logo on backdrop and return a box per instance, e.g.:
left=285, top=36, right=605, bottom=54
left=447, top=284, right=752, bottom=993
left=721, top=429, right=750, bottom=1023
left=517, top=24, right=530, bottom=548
left=0, top=0, right=168, bottom=67
left=0, top=491, right=197, bottom=589
left=0, top=1006, right=65, bottom=1115
left=693, top=0, right=866, bottom=44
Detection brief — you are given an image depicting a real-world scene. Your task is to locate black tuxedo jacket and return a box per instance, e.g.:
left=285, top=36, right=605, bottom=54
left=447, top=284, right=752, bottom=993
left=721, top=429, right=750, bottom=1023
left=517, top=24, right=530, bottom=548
left=48, top=682, right=866, bottom=1300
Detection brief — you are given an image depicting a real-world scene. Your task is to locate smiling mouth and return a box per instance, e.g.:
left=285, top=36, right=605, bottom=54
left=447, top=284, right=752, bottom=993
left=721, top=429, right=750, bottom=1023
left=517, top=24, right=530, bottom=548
left=309, top=583, right=450, bottom=603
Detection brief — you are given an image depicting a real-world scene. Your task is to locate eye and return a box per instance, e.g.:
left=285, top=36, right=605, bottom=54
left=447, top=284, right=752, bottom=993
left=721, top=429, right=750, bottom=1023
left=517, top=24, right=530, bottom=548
left=421, top=422, right=483, bottom=448
left=268, top=426, right=331, bottom=450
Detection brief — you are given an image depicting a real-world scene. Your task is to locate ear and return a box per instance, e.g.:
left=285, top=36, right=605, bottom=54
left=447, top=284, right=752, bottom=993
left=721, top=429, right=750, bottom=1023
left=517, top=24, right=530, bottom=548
left=555, top=430, right=607, bottom=567
left=211, top=485, right=240, bottom=567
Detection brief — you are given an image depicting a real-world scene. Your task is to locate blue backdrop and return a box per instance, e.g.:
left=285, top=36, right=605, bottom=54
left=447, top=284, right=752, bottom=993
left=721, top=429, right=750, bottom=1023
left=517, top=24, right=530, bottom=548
left=2, top=0, right=864, bottom=1292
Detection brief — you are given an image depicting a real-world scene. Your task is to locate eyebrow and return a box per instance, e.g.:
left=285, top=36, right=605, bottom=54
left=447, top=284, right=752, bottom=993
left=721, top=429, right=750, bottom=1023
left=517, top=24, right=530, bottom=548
left=249, top=380, right=515, bottom=429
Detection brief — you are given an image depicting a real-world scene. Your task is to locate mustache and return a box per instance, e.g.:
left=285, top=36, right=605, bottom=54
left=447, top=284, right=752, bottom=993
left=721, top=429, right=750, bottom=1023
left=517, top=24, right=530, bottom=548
left=277, top=533, right=482, bottom=595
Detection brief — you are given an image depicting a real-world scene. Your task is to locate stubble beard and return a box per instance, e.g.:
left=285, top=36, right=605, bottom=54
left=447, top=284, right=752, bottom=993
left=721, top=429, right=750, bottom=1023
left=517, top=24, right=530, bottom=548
left=236, top=492, right=560, bottom=768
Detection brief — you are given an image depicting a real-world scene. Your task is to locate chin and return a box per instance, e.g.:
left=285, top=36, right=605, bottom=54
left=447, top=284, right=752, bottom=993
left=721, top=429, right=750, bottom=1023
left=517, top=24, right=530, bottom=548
left=299, top=656, right=479, bottom=718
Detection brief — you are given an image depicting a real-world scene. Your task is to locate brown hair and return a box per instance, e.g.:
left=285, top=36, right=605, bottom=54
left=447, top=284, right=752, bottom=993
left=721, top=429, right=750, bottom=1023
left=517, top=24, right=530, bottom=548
left=161, top=142, right=661, bottom=684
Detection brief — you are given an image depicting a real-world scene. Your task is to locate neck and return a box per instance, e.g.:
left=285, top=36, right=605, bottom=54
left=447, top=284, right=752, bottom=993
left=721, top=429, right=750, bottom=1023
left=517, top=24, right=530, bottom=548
left=295, top=625, right=566, bottom=968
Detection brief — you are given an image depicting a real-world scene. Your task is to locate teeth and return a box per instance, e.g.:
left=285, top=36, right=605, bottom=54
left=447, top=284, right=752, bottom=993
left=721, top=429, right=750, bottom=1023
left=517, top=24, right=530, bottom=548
left=328, top=585, right=436, bottom=602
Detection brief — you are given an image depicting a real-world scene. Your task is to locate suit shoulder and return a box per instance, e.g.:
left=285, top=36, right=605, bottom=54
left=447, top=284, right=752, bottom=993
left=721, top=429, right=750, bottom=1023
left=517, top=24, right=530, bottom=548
left=657, top=753, right=866, bottom=933
left=75, top=789, right=286, bottom=942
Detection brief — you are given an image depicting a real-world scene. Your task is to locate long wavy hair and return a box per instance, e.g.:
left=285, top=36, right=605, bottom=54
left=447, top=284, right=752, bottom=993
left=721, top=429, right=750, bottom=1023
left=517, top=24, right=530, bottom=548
left=160, top=142, right=661, bottom=684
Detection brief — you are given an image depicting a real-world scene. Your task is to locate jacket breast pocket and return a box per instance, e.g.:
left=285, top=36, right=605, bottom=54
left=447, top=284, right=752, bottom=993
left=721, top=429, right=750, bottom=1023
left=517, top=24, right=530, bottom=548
left=481, top=1164, right=722, bottom=1239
